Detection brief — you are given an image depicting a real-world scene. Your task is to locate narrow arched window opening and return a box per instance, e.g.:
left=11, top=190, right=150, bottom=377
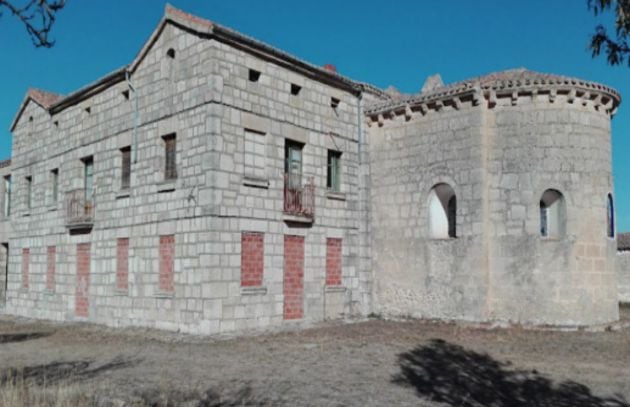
left=428, top=183, right=457, bottom=239
left=607, top=193, right=615, bottom=238
left=540, top=189, right=565, bottom=238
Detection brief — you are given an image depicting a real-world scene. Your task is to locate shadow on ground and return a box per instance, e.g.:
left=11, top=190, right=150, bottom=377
left=393, top=339, right=629, bottom=407
left=0, top=331, right=53, bottom=344
left=0, top=356, right=138, bottom=386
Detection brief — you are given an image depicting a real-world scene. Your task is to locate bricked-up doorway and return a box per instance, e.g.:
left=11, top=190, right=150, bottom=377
left=75, top=243, right=90, bottom=317
left=284, top=235, right=304, bottom=320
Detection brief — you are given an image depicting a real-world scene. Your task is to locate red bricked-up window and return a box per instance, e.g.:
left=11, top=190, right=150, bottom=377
left=283, top=235, right=305, bottom=320
left=76, top=243, right=91, bottom=317
left=116, top=238, right=129, bottom=291
left=21, top=248, right=29, bottom=289
left=159, top=235, right=175, bottom=293
left=325, top=238, right=342, bottom=286
left=241, top=232, right=264, bottom=287
left=46, top=246, right=56, bottom=291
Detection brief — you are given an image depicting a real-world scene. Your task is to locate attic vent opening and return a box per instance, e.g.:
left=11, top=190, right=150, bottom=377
left=249, top=69, right=261, bottom=82
left=290, top=84, right=302, bottom=96
left=84, top=106, right=91, bottom=114
left=166, top=48, right=176, bottom=59
left=28, top=116, right=33, bottom=122
left=122, top=90, right=130, bottom=100
left=330, top=97, right=340, bottom=109
left=53, top=120, right=59, bottom=128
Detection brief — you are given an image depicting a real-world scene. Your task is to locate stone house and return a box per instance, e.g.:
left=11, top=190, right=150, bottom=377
left=0, top=5, right=623, bottom=333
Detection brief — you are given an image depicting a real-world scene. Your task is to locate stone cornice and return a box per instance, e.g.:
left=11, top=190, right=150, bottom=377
left=365, top=69, right=621, bottom=126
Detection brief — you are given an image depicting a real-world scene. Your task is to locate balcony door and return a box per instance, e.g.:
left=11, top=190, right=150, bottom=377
left=83, top=157, right=94, bottom=203
left=285, top=140, right=303, bottom=190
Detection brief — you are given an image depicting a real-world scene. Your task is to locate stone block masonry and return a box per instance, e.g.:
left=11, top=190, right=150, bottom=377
left=0, top=5, right=623, bottom=333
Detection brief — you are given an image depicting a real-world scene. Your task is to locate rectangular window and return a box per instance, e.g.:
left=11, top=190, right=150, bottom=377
left=244, top=129, right=266, bottom=180
left=284, top=140, right=303, bottom=189
left=163, top=134, right=177, bottom=181
left=82, top=156, right=94, bottom=203
left=25, top=176, right=32, bottom=210
left=4, top=175, right=11, bottom=217
left=116, top=238, right=129, bottom=291
left=121, top=147, right=131, bottom=189
left=241, top=232, right=264, bottom=287
left=51, top=168, right=58, bottom=204
left=159, top=235, right=175, bottom=293
left=327, top=150, right=342, bottom=192
left=47, top=246, right=56, bottom=291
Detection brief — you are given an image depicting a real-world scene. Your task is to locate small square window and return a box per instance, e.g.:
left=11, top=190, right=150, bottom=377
left=291, top=84, right=302, bottom=96
left=330, top=97, right=340, bottom=109
left=249, top=69, right=261, bottom=82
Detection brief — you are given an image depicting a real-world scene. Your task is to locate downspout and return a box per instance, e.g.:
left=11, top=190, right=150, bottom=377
left=126, top=70, right=140, bottom=164
left=356, top=90, right=372, bottom=315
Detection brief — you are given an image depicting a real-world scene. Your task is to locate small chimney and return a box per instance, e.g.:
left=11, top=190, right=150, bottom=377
left=323, top=64, right=337, bottom=73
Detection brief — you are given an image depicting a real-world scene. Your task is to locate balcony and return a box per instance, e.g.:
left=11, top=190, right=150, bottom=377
left=284, top=174, right=315, bottom=222
left=65, top=189, right=94, bottom=232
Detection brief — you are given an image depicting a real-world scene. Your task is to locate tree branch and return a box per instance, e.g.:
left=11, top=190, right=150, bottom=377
left=0, top=0, right=66, bottom=48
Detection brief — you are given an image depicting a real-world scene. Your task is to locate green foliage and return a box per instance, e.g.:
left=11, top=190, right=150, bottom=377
left=589, top=0, right=630, bottom=66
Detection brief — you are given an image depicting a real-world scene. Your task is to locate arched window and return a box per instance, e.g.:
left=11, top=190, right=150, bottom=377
left=540, top=189, right=565, bottom=238
left=607, top=193, right=615, bottom=238
left=428, top=183, right=457, bottom=239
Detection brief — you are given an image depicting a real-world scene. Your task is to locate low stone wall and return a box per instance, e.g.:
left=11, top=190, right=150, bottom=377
left=618, top=252, right=630, bottom=303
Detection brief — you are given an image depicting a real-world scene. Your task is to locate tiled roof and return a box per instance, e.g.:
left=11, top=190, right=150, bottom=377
left=0, top=159, right=11, bottom=169
left=618, top=232, right=630, bottom=251
left=365, top=68, right=621, bottom=115
left=27, top=88, right=64, bottom=109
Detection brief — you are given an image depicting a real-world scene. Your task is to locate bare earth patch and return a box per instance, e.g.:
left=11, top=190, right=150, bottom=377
left=1, top=309, right=630, bottom=406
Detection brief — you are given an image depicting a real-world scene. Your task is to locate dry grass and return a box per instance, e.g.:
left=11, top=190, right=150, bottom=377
left=0, top=375, right=94, bottom=407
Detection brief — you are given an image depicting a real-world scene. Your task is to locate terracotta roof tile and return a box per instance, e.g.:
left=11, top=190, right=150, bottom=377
left=27, top=88, right=64, bottom=109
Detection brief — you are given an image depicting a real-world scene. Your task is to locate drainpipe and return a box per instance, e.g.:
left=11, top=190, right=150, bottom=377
left=126, top=70, right=140, bottom=164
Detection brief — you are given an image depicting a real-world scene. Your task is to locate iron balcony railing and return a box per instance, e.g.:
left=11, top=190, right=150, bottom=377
left=65, top=189, right=94, bottom=230
left=284, top=174, right=315, bottom=219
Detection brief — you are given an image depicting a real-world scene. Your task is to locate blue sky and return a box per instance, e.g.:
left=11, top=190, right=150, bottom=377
left=1, top=1, right=629, bottom=229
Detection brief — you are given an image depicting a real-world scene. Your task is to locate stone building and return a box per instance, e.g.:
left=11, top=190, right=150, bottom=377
left=0, top=5, right=623, bottom=333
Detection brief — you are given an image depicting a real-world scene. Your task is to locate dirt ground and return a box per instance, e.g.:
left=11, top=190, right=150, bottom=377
left=1, top=308, right=630, bottom=406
